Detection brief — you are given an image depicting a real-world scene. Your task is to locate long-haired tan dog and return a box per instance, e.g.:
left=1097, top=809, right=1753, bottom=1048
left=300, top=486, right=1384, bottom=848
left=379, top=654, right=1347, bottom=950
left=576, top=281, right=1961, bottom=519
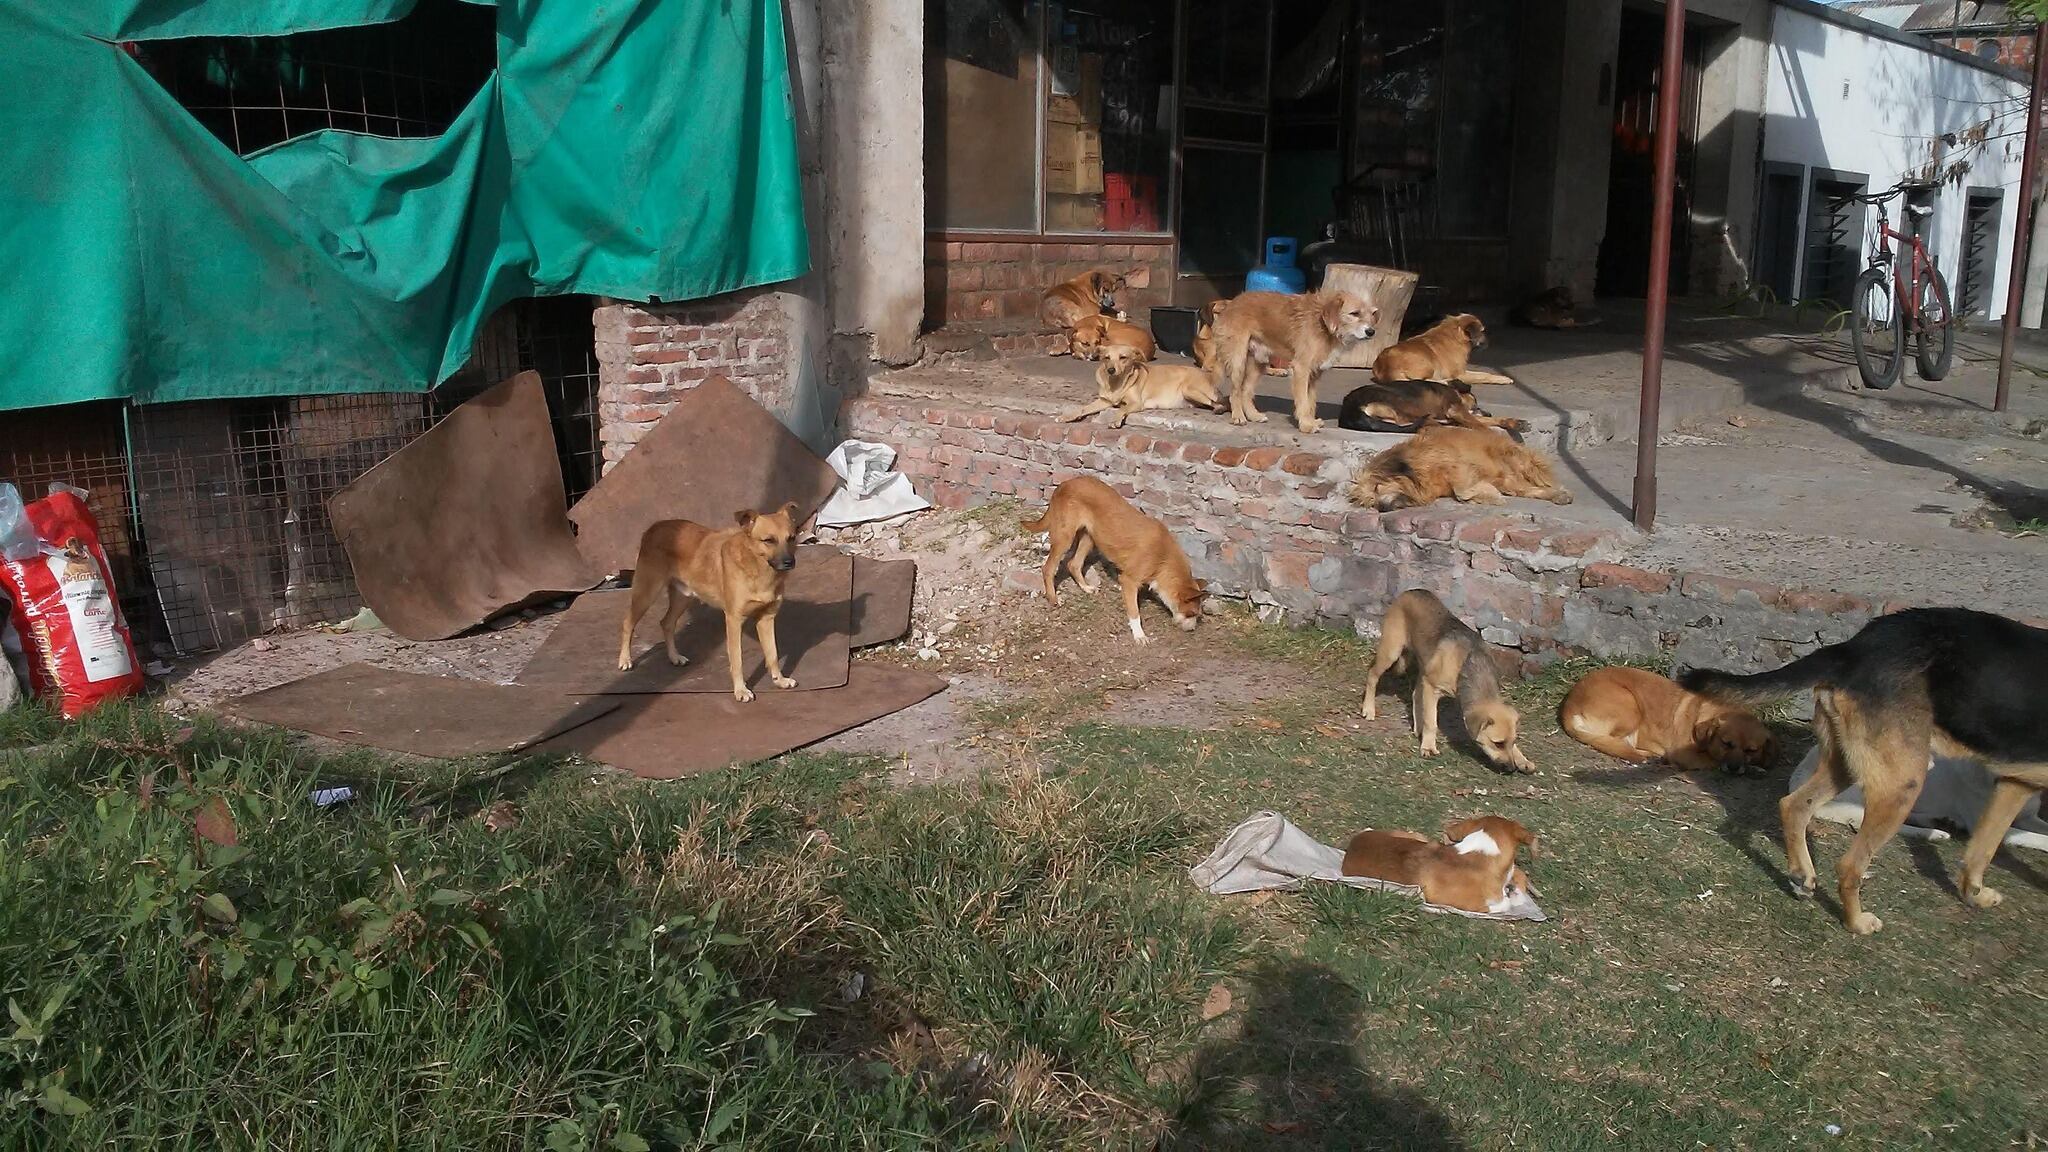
left=1372, top=314, right=1514, bottom=385
left=1209, top=289, right=1378, bottom=433
left=1350, top=425, right=1573, bottom=511
left=1022, top=476, right=1205, bottom=644
left=1362, top=589, right=1535, bottom=773
left=1061, top=344, right=1222, bottom=428
left=1041, top=269, right=1126, bottom=330
left=617, top=503, right=799, bottom=702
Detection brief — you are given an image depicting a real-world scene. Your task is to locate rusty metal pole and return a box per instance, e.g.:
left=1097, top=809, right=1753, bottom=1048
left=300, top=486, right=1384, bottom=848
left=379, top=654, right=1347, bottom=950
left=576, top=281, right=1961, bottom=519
left=1995, top=23, right=2048, bottom=413
left=1632, top=0, right=1686, bottom=530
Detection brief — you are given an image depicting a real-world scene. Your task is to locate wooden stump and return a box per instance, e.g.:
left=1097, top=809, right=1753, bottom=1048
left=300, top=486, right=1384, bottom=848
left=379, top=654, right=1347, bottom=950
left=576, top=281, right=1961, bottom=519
left=1322, top=263, right=1416, bottom=369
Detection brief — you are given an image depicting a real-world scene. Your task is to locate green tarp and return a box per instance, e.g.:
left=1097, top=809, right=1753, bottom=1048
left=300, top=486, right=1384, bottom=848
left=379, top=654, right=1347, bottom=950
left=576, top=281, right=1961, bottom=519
left=0, top=0, right=809, bottom=412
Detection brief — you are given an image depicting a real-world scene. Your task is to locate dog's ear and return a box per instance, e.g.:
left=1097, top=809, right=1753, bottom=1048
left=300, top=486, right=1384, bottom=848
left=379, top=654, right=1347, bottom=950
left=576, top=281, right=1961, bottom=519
left=1442, top=816, right=1484, bottom=843
left=735, top=509, right=757, bottom=527
left=780, top=501, right=799, bottom=522
left=1692, top=716, right=1723, bottom=749
left=1460, top=314, right=1484, bottom=340
left=1321, top=292, right=1351, bottom=334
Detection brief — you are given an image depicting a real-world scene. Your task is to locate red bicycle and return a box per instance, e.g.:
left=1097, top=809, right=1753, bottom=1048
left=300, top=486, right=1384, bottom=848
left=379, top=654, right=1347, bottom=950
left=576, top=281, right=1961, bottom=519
left=1848, top=182, right=1954, bottom=389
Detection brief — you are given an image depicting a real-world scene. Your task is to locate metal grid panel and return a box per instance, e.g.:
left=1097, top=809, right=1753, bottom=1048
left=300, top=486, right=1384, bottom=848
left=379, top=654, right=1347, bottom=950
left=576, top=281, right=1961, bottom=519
left=464, top=296, right=604, bottom=501
left=127, top=0, right=496, bottom=155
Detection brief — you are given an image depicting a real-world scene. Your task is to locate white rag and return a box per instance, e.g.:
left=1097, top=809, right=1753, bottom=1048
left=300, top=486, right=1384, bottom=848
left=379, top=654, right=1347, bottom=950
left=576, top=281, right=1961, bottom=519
left=816, top=441, right=931, bottom=528
left=1790, top=748, right=2048, bottom=852
left=1190, top=811, right=1546, bottom=922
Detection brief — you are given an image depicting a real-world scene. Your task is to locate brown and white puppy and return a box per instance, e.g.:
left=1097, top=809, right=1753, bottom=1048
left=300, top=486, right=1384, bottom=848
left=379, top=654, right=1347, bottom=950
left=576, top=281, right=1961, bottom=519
left=1350, top=425, right=1574, bottom=511
left=1209, top=289, right=1378, bottom=433
left=1069, top=313, right=1158, bottom=362
left=1372, top=314, right=1514, bottom=386
left=1061, top=343, right=1223, bottom=428
left=1337, top=379, right=1524, bottom=435
left=1041, top=269, right=1127, bottom=330
left=1362, top=589, right=1534, bottom=772
left=616, top=503, right=800, bottom=703
left=1021, top=476, right=1205, bottom=644
left=1560, top=666, right=1778, bottom=774
left=1341, top=815, right=1540, bottom=915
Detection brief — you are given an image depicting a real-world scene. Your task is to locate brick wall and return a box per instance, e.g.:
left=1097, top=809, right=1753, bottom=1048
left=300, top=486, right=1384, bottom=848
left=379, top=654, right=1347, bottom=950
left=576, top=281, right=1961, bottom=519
left=925, top=238, right=1173, bottom=328
left=594, top=289, right=791, bottom=470
left=843, top=391, right=1938, bottom=672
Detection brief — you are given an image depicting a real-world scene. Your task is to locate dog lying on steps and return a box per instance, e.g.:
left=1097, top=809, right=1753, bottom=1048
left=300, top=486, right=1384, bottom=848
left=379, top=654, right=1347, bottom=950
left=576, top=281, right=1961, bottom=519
left=1371, top=314, right=1516, bottom=386
left=1022, top=476, right=1205, bottom=644
left=616, top=503, right=800, bottom=702
left=1337, top=379, right=1524, bottom=435
left=1350, top=424, right=1574, bottom=510
left=1068, top=313, right=1157, bottom=362
left=1362, top=589, right=1535, bottom=773
left=1061, top=343, right=1222, bottom=428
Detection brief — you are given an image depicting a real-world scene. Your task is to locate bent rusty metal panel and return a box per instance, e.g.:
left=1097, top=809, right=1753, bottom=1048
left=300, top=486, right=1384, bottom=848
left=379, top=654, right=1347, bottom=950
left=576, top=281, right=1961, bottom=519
left=850, top=556, right=915, bottom=648
left=222, top=664, right=619, bottom=759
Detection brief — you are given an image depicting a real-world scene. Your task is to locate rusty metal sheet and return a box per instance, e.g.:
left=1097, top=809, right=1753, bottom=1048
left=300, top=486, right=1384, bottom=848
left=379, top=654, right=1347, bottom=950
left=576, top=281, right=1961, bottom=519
left=566, top=375, right=842, bottom=574
left=515, top=546, right=852, bottom=694
left=534, top=664, right=948, bottom=779
left=329, top=373, right=599, bottom=641
left=851, top=557, right=915, bottom=649
left=222, top=664, right=619, bottom=759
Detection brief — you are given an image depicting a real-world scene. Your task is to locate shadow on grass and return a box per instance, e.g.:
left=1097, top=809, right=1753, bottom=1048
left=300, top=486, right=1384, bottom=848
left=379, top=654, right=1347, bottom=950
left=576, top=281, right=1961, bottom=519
left=1163, top=959, right=1465, bottom=1151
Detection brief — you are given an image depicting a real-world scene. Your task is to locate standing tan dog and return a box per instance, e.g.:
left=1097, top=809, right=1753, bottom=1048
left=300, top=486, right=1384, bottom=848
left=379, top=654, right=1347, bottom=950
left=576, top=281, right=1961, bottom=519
left=616, top=504, right=800, bottom=702
left=1021, top=476, right=1205, bottom=644
left=1350, top=425, right=1574, bottom=510
left=1061, top=344, right=1223, bottom=428
left=1560, top=666, right=1777, bottom=773
left=1209, top=289, right=1378, bottom=433
left=1362, top=589, right=1535, bottom=772
left=1041, top=270, right=1127, bottom=330
left=1372, top=314, right=1515, bottom=385
left=1069, top=314, right=1157, bottom=362
left=1341, top=816, right=1539, bottom=915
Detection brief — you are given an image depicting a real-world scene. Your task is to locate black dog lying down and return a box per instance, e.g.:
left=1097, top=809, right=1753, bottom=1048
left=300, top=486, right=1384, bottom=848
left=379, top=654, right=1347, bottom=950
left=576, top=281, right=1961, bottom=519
left=1337, top=379, right=1523, bottom=435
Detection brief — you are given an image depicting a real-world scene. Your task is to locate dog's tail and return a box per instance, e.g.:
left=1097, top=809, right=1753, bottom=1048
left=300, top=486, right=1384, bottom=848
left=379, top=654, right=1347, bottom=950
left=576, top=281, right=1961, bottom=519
left=1020, top=508, right=1050, bottom=533
left=1678, top=642, right=1858, bottom=706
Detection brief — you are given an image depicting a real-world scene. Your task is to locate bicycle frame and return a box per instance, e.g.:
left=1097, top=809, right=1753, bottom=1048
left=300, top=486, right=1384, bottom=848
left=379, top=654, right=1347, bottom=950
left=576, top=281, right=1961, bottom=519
left=1869, top=203, right=1938, bottom=337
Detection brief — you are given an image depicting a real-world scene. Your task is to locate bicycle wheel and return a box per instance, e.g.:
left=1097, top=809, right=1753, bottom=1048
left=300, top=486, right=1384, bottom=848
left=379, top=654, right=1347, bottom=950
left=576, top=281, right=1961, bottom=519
left=1849, top=266, right=1903, bottom=390
left=1914, top=266, right=1955, bottom=381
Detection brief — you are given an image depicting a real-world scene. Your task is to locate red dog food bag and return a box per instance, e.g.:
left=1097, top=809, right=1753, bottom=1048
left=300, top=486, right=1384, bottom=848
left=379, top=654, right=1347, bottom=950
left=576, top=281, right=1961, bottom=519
left=0, top=483, right=146, bottom=717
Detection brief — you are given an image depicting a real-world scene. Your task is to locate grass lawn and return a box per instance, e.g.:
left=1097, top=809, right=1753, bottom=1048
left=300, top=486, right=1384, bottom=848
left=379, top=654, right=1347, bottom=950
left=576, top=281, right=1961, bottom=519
left=1, top=595, right=2042, bottom=1149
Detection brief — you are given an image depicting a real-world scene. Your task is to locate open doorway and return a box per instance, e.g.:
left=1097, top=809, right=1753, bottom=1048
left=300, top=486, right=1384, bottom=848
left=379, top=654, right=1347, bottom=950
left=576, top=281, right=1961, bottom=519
left=1596, top=3, right=1703, bottom=298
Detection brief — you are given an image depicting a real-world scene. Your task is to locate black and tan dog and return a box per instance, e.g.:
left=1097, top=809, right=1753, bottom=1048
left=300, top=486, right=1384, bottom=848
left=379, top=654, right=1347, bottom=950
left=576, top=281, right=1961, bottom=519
left=1682, top=608, right=2048, bottom=934
left=1362, top=589, right=1535, bottom=773
left=616, top=503, right=800, bottom=702
left=1061, top=343, right=1223, bottom=428
left=1337, top=379, right=1524, bottom=435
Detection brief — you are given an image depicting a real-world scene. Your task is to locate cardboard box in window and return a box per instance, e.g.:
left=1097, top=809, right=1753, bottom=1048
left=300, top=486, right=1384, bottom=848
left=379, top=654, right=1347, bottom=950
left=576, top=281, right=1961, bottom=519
left=1047, top=54, right=1103, bottom=125
left=1048, top=193, right=1104, bottom=231
left=1046, top=122, right=1104, bottom=195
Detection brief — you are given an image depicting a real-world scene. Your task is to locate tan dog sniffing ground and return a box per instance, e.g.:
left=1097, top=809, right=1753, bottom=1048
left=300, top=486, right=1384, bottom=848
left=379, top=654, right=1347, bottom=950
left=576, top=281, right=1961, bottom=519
left=1041, top=269, right=1127, bottom=330
left=1560, top=666, right=1777, bottom=774
left=1022, top=476, right=1205, bottom=644
left=1069, top=313, right=1157, bottom=362
left=1372, top=314, right=1515, bottom=386
left=1061, top=344, right=1223, bottom=428
left=1350, top=424, right=1574, bottom=511
left=1209, top=289, right=1378, bottom=433
left=617, top=503, right=800, bottom=702
left=1362, top=589, right=1535, bottom=773
left=1341, top=815, right=1539, bottom=915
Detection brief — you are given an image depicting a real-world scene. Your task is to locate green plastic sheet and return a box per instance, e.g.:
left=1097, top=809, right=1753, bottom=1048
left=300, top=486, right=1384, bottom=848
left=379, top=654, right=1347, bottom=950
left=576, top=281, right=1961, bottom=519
left=0, top=0, right=809, bottom=411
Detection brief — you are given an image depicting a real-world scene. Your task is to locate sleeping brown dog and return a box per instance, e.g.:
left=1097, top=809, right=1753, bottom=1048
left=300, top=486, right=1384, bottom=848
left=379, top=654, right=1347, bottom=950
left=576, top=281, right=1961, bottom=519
left=1341, top=815, right=1539, bottom=915
left=1560, top=666, right=1778, bottom=774
left=1337, top=379, right=1524, bottom=434
left=1041, top=270, right=1126, bottom=330
left=1350, top=425, right=1573, bottom=510
left=1372, top=314, right=1515, bottom=386
left=1209, top=289, right=1378, bottom=433
left=1069, top=313, right=1157, bottom=362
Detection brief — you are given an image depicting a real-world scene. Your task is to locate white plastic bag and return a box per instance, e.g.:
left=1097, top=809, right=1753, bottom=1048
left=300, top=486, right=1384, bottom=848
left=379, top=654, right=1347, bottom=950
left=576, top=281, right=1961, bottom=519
left=815, top=440, right=931, bottom=527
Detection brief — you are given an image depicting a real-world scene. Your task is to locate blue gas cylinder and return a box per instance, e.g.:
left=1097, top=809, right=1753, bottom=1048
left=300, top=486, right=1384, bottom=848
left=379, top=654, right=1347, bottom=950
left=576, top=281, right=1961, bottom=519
left=1244, top=236, right=1306, bottom=294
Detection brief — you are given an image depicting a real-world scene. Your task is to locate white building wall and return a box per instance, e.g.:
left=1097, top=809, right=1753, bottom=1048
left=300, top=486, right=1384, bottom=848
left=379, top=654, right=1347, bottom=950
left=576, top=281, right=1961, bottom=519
left=1764, top=2, right=2029, bottom=318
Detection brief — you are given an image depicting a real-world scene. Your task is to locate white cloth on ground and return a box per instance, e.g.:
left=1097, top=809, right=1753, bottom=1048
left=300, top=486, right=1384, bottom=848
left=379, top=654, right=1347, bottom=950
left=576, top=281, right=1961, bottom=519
left=1190, top=811, right=1546, bottom=922
left=815, top=441, right=931, bottom=527
left=1790, top=748, right=2048, bottom=851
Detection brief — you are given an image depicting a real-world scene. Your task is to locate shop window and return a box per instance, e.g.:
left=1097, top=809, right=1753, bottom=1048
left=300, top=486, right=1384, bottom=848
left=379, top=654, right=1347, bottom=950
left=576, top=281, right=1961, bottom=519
left=927, top=0, right=1174, bottom=234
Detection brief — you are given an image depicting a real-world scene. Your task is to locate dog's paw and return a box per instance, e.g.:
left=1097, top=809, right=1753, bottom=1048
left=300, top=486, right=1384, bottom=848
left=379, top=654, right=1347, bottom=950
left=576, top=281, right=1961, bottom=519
left=773, top=675, right=797, bottom=689
left=734, top=686, right=756, bottom=703
left=1298, top=418, right=1323, bottom=435
left=616, top=656, right=634, bottom=672
left=1081, top=578, right=1101, bottom=594
left=667, top=651, right=688, bottom=668
left=1788, top=876, right=1817, bottom=899
left=1419, top=739, right=1439, bottom=757
left=1248, top=410, right=1271, bottom=423
left=1848, top=911, right=1884, bottom=935
left=1966, top=884, right=2004, bottom=910
left=1360, top=699, right=1377, bottom=720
